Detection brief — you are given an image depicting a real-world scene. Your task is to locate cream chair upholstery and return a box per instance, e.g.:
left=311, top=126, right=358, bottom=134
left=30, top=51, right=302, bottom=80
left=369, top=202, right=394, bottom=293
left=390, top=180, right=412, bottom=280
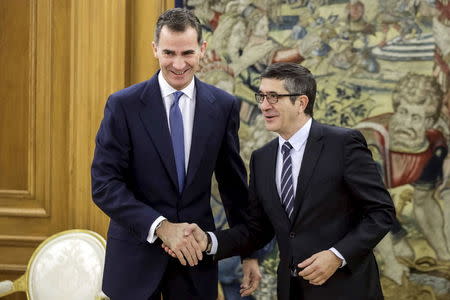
left=0, top=229, right=109, bottom=300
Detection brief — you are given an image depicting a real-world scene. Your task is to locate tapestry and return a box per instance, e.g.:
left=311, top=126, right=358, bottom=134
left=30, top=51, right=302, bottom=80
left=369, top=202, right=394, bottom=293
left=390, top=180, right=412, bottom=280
left=183, top=1, right=450, bottom=299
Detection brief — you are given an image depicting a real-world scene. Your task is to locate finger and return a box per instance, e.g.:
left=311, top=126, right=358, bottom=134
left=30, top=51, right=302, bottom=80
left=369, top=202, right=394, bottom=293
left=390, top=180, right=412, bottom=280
left=241, top=272, right=250, bottom=291
left=188, top=235, right=203, bottom=261
left=309, top=277, right=327, bottom=286
left=240, top=281, right=258, bottom=297
left=180, top=244, right=197, bottom=266
left=186, top=241, right=199, bottom=265
left=298, top=265, right=315, bottom=277
left=174, top=249, right=187, bottom=266
left=246, top=275, right=260, bottom=296
left=240, top=285, right=252, bottom=297
left=164, top=246, right=177, bottom=258
left=241, top=288, right=253, bottom=297
left=303, top=270, right=321, bottom=281
left=298, top=255, right=316, bottom=268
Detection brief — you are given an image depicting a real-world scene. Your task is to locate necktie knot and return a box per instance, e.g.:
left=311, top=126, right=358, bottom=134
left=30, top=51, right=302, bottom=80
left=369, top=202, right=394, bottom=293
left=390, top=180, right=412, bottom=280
left=172, top=91, right=184, bottom=107
left=282, top=141, right=293, bottom=155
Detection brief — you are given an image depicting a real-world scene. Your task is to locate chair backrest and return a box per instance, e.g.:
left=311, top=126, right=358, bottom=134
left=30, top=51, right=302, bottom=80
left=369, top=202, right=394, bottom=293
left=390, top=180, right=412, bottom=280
left=26, top=230, right=106, bottom=300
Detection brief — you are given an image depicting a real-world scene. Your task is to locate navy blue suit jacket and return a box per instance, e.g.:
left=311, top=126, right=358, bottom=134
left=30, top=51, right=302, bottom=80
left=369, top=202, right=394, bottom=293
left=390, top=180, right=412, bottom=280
left=91, top=72, right=248, bottom=299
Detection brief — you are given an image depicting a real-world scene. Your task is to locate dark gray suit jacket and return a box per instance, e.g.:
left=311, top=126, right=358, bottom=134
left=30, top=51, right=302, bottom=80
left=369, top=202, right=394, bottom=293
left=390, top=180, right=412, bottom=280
left=215, top=120, right=395, bottom=300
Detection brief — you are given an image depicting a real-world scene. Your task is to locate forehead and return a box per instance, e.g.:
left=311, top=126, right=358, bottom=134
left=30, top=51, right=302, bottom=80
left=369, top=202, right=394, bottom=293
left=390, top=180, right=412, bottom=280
left=397, top=102, right=426, bottom=113
left=259, top=78, right=287, bottom=92
left=157, top=26, right=199, bottom=47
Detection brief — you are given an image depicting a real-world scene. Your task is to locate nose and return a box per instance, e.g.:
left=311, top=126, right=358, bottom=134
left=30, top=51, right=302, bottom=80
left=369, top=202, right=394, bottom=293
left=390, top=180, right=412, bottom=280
left=259, top=97, right=272, bottom=111
left=172, top=56, right=186, bottom=70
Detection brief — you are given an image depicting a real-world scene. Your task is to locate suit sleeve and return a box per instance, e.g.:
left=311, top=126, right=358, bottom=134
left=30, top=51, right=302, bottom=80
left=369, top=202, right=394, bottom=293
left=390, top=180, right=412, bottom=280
left=215, top=153, right=275, bottom=260
left=333, top=129, right=395, bottom=272
left=214, top=97, right=249, bottom=227
left=91, top=96, right=161, bottom=242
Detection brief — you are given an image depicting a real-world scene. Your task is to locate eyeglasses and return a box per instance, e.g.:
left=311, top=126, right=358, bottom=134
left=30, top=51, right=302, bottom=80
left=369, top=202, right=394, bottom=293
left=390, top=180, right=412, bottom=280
left=254, top=92, right=304, bottom=104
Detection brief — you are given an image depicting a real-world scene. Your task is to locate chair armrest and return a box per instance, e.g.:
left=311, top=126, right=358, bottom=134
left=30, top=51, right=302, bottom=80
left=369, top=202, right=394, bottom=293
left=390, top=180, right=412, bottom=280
left=0, top=280, right=14, bottom=297
left=96, top=291, right=110, bottom=300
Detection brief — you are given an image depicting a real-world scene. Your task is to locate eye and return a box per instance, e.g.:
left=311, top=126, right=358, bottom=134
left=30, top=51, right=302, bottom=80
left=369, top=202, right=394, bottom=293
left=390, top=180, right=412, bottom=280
left=412, top=114, right=422, bottom=122
left=398, top=107, right=407, bottom=115
left=267, top=93, right=278, bottom=101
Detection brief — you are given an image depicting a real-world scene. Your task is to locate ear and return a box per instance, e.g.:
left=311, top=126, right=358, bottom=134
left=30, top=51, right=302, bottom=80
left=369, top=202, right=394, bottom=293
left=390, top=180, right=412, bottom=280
left=199, top=41, right=208, bottom=58
left=298, top=95, right=309, bottom=112
left=152, top=41, right=158, bottom=58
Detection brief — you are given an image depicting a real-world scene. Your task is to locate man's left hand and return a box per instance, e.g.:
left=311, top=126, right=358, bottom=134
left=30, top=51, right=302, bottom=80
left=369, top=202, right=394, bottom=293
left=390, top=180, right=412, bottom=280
left=297, top=250, right=342, bottom=285
left=240, top=258, right=262, bottom=297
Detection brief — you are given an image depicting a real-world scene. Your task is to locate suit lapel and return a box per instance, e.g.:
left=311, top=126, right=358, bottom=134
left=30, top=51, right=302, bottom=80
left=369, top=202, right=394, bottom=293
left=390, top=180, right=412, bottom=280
left=290, top=120, right=324, bottom=226
left=264, top=139, right=291, bottom=226
left=184, top=78, right=216, bottom=189
left=138, top=74, right=179, bottom=191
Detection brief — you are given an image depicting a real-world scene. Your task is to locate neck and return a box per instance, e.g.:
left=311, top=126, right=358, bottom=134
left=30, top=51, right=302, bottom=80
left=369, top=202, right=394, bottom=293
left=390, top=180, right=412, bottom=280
left=280, top=116, right=311, bottom=140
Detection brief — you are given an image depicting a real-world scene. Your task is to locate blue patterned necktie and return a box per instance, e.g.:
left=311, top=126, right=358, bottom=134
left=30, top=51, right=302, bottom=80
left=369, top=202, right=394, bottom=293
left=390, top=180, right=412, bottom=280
left=281, top=141, right=294, bottom=219
left=170, top=91, right=185, bottom=193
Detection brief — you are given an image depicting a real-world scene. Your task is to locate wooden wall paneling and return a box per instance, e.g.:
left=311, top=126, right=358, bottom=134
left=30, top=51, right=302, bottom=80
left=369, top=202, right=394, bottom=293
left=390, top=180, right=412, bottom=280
left=0, top=1, right=172, bottom=299
left=0, top=1, right=69, bottom=298
left=68, top=0, right=128, bottom=236
left=128, top=0, right=174, bottom=85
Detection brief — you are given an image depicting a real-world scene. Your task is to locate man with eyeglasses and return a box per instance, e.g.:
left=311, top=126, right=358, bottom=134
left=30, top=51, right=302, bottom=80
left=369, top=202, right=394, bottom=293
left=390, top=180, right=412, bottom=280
left=166, top=62, right=395, bottom=299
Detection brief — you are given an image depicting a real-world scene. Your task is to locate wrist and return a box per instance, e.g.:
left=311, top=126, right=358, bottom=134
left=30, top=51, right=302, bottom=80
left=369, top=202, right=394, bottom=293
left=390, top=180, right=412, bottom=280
left=155, top=219, right=167, bottom=238
left=205, top=232, right=212, bottom=253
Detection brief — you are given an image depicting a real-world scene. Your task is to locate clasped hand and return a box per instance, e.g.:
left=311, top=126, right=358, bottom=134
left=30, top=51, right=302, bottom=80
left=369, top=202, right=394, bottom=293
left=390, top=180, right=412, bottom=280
left=159, top=223, right=262, bottom=297
left=156, top=220, right=207, bottom=266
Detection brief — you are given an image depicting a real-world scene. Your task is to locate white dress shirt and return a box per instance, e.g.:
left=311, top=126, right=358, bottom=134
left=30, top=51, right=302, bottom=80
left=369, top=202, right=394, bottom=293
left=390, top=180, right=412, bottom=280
left=147, top=73, right=196, bottom=243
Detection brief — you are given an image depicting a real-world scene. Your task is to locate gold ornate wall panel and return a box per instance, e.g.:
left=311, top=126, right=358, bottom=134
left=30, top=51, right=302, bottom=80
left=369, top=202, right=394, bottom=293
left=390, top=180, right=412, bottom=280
left=0, top=0, right=67, bottom=295
left=68, top=0, right=128, bottom=237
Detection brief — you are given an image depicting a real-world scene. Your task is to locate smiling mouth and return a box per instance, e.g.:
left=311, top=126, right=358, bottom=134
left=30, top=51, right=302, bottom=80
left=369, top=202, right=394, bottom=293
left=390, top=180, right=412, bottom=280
left=171, top=69, right=189, bottom=75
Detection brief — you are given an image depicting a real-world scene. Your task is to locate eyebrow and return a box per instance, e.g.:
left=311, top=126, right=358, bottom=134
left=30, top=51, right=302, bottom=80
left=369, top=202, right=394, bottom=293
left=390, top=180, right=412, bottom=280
left=257, top=91, right=279, bottom=94
left=182, top=50, right=195, bottom=55
left=161, top=49, right=195, bottom=55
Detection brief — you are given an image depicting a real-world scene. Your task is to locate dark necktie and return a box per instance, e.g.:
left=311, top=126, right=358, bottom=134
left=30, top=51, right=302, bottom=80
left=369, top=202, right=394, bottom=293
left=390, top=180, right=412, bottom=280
left=281, top=141, right=294, bottom=219
left=170, top=91, right=185, bottom=193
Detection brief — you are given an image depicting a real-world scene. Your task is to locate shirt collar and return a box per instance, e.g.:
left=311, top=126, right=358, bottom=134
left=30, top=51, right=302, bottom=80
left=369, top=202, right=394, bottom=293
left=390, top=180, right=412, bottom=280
left=278, top=118, right=312, bottom=152
left=158, top=71, right=195, bottom=100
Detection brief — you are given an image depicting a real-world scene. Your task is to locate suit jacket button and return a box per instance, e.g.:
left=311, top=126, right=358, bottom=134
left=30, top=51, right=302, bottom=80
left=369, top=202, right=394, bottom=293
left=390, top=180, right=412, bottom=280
left=289, top=232, right=295, bottom=238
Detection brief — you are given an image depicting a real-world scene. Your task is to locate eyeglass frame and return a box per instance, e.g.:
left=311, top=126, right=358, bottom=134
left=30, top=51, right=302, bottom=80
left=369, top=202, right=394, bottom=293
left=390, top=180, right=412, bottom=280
left=254, top=92, right=304, bottom=104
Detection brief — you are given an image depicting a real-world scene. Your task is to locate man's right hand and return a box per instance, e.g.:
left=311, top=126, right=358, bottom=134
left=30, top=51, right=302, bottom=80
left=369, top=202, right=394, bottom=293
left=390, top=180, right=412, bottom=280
left=160, top=223, right=208, bottom=264
left=156, top=220, right=204, bottom=266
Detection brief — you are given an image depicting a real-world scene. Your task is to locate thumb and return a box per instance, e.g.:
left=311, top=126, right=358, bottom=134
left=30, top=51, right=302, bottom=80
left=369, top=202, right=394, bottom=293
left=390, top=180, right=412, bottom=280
left=184, top=224, right=197, bottom=236
left=241, top=269, right=250, bottom=289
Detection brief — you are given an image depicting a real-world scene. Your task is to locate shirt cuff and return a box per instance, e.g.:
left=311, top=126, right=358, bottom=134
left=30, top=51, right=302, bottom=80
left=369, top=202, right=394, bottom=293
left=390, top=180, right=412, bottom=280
left=207, top=232, right=218, bottom=255
left=329, top=247, right=346, bottom=267
left=147, top=216, right=167, bottom=243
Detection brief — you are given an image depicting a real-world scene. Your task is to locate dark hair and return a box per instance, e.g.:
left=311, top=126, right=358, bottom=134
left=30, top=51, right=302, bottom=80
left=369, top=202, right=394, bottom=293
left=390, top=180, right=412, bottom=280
left=154, top=8, right=202, bottom=45
left=261, top=63, right=316, bottom=117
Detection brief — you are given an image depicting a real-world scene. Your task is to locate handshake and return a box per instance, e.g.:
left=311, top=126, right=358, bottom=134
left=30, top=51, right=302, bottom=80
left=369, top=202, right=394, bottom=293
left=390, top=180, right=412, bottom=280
left=155, top=220, right=262, bottom=297
left=155, top=220, right=209, bottom=266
